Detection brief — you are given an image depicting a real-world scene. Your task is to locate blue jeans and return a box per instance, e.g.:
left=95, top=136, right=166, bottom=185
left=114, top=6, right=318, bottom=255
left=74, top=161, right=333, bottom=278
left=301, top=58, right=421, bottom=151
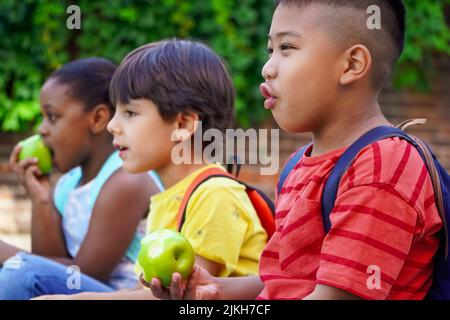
left=0, top=252, right=114, bottom=300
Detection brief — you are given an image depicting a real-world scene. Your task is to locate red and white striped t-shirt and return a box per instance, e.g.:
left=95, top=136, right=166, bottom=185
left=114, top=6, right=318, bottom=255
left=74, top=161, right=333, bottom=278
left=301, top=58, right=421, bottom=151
left=258, top=137, right=443, bottom=300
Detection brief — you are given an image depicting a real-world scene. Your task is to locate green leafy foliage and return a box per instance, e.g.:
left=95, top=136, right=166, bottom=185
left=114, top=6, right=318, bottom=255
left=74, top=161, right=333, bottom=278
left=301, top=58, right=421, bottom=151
left=393, top=0, right=450, bottom=90
left=0, top=0, right=448, bottom=132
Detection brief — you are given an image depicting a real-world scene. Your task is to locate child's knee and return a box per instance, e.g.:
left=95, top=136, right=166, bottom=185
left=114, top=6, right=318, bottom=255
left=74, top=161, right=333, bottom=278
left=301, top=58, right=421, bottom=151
left=0, top=252, right=63, bottom=299
left=2, top=252, right=29, bottom=272
left=2, top=252, right=62, bottom=278
left=0, top=253, right=40, bottom=299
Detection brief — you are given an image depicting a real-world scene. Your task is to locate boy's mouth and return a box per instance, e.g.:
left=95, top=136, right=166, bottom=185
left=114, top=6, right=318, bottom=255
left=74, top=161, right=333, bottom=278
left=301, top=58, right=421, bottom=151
left=260, top=83, right=277, bottom=110
left=113, top=142, right=129, bottom=158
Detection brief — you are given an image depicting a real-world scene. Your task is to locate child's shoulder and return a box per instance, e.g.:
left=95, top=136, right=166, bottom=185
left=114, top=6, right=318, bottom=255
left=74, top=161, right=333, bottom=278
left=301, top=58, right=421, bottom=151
left=341, top=137, right=433, bottom=206
left=194, top=176, right=246, bottom=198
left=186, top=174, right=255, bottom=212
left=185, top=175, right=260, bottom=230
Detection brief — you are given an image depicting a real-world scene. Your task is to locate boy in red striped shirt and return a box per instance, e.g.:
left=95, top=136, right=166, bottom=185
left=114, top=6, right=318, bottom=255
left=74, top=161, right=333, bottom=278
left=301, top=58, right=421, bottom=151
left=149, top=0, right=443, bottom=300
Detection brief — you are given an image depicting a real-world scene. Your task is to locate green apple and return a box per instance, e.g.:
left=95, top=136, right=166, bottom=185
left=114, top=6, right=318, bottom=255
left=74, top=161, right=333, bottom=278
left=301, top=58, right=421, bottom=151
left=138, top=229, right=195, bottom=287
left=18, top=134, right=53, bottom=175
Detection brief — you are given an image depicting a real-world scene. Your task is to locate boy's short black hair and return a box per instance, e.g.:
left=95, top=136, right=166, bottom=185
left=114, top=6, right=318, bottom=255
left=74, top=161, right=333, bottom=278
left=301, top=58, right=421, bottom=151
left=49, top=57, right=117, bottom=113
left=275, top=0, right=406, bottom=91
left=110, top=39, right=236, bottom=133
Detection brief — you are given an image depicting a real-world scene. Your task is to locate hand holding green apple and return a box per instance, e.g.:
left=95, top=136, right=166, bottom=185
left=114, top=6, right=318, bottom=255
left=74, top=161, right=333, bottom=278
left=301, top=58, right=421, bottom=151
left=18, top=134, right=53, bottom=175
left=138, top=229, right=195, bottom=288
left=9, top=134, right=53, bottom=204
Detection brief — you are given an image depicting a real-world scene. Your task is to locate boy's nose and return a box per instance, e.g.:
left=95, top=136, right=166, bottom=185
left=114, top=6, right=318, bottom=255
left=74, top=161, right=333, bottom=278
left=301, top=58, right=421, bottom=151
left=106, top=116, right=121, bottom=135
left=262, top=61, right=276, bottom=80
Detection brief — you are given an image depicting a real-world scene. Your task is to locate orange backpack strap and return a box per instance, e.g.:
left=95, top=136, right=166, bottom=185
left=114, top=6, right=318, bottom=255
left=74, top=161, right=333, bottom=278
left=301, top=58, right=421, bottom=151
left=245, top=188, right=276, bottom=238
left=176, top=168, right=234, bottom=231
left=176, top=167, right=276, bottom=239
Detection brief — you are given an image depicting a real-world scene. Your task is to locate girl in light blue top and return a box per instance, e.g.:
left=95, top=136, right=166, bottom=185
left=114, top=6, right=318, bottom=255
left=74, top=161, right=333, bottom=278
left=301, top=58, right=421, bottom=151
left=0, top=58, right=163, bottom=299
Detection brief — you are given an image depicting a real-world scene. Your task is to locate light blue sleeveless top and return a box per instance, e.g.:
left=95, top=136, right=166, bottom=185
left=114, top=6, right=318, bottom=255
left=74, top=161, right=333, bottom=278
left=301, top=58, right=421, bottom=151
left=53, top=151, right=164, bottom=289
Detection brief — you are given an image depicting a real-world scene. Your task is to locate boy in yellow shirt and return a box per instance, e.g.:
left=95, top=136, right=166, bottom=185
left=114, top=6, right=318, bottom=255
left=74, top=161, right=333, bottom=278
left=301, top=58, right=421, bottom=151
left=36, top=39, right=267, bottom=299
left=137, top=165, right=266, bottom=278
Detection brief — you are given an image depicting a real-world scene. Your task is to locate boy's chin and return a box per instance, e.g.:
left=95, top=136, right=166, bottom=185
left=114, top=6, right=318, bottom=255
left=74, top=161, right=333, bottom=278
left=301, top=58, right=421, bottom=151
left=122, top=162, right=147, bottom=174
left=275, top=118, right=309, bottom=135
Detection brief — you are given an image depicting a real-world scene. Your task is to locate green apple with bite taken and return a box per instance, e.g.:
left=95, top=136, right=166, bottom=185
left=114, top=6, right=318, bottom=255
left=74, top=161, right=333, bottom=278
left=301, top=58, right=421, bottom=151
left=18, top=134, right=52, bottom=175
left=138, top=229, right=195, bottom=287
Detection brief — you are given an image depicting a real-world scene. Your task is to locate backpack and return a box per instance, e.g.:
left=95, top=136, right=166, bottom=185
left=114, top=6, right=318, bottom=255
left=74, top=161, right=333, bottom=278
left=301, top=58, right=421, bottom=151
left=278, top=119, right=450, bottom=300
left=176, top=166, right=276, bottom=239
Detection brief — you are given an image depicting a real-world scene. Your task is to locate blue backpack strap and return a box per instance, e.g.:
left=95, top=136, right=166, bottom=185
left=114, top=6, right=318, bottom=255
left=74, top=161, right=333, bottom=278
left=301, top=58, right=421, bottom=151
left=428, top=160, right=450, bottom=299
left=277, top=143, right=312, bottom=196
left=321, top=126, right=422, bottom=232
left=53, top=167, right=82, bottom=215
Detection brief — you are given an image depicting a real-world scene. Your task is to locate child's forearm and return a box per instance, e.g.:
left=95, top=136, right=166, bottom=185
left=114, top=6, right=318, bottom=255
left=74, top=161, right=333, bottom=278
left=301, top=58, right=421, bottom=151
left=31, top=201, right=67, bottom=257
left=216, top=276, right=264, bottom=300
left=72, top=277, right=264, bottom=300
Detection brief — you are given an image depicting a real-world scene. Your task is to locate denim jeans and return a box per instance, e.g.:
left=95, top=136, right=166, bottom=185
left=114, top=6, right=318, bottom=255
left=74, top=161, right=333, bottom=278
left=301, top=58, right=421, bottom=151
left=0, top=252, right=114, bottom=300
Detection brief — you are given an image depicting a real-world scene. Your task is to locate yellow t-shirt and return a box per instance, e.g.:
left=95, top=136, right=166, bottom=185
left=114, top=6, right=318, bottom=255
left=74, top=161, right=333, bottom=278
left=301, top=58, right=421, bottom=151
left=134, top=164, right=267, bottom=277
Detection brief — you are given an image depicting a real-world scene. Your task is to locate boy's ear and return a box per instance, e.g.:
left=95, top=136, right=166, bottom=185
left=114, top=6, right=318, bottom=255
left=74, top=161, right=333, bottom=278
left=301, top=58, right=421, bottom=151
left=174, top=112, right=200, bottom=141
left=339, top=44, right=372, bottom=86
left=89, top=104, right=112, bottom=134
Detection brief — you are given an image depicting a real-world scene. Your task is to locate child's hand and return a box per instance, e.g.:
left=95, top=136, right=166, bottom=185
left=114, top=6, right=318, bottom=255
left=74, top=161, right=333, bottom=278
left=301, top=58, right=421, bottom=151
left=146, top=265, right=220, bottom=300
left=9, top=144, right=51, bottom=204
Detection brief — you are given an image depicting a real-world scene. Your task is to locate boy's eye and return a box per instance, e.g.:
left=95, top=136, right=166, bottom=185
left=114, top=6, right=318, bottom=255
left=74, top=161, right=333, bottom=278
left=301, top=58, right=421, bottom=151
left=124, top=110, right=137, bottom=118
left=266, top=44, right=294, bottom=57
left=280, top=43, right=293, bottom=51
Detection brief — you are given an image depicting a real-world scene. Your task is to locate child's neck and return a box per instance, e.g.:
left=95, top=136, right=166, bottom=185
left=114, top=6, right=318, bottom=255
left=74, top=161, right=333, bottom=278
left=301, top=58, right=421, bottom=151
left=79, top=138, right=116, bottom=186
left=157, top=162, right=212, bottom=189
left=310, top=102, right=392, bottom=157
